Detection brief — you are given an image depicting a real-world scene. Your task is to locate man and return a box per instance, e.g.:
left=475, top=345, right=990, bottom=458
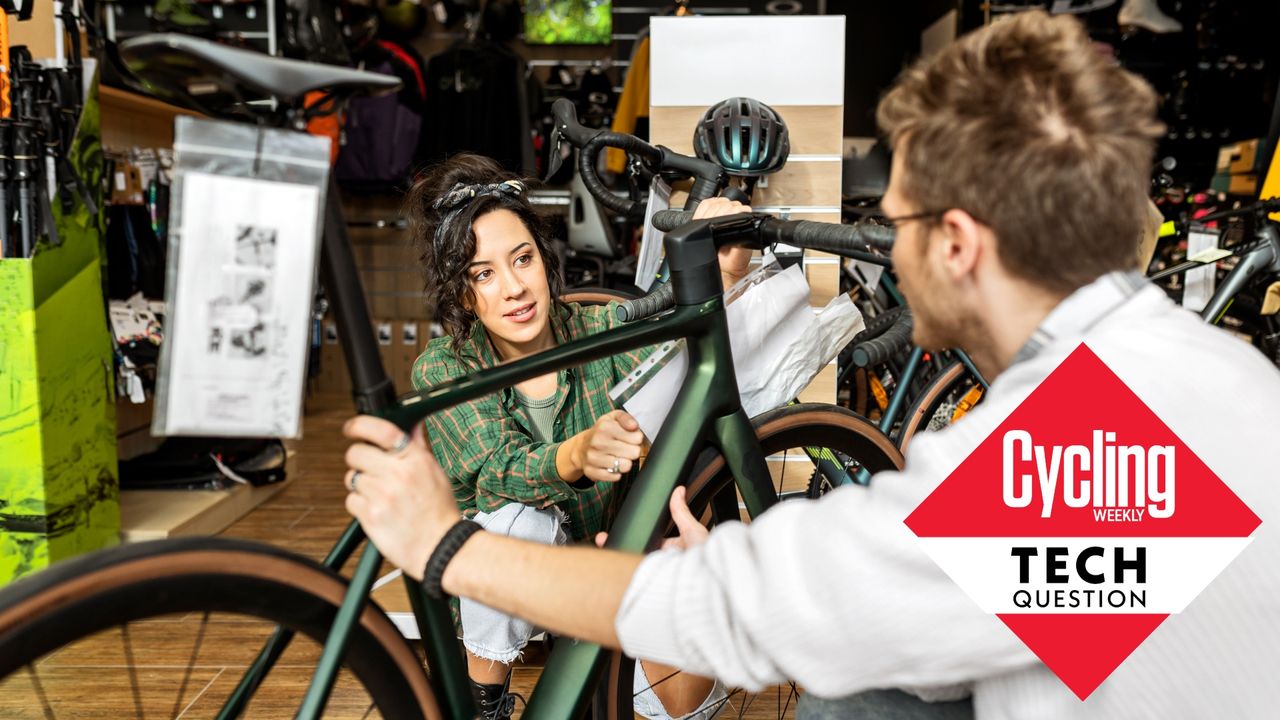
left=342, top=10, right=1280, bottom=719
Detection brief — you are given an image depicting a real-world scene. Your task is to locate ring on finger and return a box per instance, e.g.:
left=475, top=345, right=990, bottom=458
left=348, top=470, right=362, bottom=494
left=609, top=457, right=621, bottom=474
left=390, top=433, right=412, bottom=455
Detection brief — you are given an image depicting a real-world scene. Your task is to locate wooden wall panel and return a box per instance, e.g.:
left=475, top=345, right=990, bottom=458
left=798, top=365, right=838, bottom=405
left=649, top=106, right=845, bottom=158
left=100, top=87, right=200, bottom=152
left=750, top=161, right=843, bottom=209
left=806, top=264, right=841, bottom=308
left=650, top=106, right=843, bottom=402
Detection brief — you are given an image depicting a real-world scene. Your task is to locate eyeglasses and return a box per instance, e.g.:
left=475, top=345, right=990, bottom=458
left=877, top=210, right=947, bottom=231
left=877, top=208, right=987, bottom=231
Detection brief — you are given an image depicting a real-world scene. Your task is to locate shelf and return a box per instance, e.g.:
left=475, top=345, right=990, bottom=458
left=119, top=451, right=295, bottom=542
left=99, top=85, right=202, bottom=151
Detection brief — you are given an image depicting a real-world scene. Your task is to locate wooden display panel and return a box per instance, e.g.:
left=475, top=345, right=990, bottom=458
left=120, top=453, right=296, bottom=542
left=100, top=86, right=201, bottom=152
left=651, top=102, right=843, bottom=404
left=749, top=161, right=843, bottom=209
left=650, top=105, right=844, bottom=158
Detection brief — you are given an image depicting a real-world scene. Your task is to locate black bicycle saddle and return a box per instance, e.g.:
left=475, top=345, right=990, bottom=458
left=117, top=34, right=401, bottom=120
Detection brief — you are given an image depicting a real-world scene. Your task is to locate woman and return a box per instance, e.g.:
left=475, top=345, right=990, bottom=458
left=401, top=153, right=747, bottom=719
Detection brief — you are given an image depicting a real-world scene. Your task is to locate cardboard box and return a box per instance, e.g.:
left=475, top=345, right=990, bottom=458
left=1216, top=138, right=1261, bottom=176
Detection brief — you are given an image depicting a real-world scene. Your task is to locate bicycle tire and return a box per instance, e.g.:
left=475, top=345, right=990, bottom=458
left=594, top=403, right=903, bottom=720
left=0, top=536, right=439, bottom=719
left=896, top=361, right=982, bottom=453
left=561, top=288, right=638, bottom=307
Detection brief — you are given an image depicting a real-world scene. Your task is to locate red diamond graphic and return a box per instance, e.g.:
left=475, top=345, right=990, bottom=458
left=905, top=344, right=1259, bottom=699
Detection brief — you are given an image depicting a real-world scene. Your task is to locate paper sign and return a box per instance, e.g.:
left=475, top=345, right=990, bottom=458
left=612, top=259, right=864, bottom=440
left=635, top=177, right=672, bottom=291
left=1182, top=229, right=1220, bottom=312
left=158, top=172, right=321, bottom=437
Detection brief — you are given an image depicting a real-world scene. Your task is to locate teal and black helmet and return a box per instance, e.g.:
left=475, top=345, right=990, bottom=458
left=692, top=97, right=790, bottom=177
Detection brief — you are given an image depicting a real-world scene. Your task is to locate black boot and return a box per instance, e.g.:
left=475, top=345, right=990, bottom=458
left=470, top=676, right=516, bottom=720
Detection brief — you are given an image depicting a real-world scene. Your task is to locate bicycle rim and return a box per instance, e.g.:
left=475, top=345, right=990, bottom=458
left=0, top=536, right=438, bottom=720
left=897, top=361, right=982, bottom=453
left=595, top=404, right=902, bottom=720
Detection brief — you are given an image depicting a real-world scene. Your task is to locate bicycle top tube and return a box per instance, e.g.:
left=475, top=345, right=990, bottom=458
left=381, top=298, right=723, bottom=431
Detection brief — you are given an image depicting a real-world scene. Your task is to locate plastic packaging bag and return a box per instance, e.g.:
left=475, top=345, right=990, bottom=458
left=610, top=255, right=865, bottom=440
left=153, top=117, right=331, bottom=438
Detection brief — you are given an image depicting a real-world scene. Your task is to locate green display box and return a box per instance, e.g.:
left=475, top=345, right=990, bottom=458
left=0, top=72, right=118, bottom=585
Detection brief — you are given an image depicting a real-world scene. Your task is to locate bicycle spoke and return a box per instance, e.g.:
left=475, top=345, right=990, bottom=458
left=780, top=682, right=800, bottom=717
left=631, top=667, right=683, bottom=697
left=120, top=623, right=146, bottom=720
left=25, top=664, right=56, bottom=720
left=778, top=450, right=788, bottom=498
left=171, top=612, right=211, bottom=719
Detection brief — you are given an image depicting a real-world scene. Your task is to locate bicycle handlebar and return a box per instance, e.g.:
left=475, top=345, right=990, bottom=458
left=850, top=308, right=914, bottom=368
left=549, top=98, right=728, bottom=217
left=616, top=283, right=675, bottom=322
left=617, top=212, right=899, bottom=322
left=579, top=133, right=659, bottom=222
left=652, top=209, right=896, bottom=253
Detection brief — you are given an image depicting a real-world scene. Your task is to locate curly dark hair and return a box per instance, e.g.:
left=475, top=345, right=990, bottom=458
left=406, top=154, right=564, bottom=357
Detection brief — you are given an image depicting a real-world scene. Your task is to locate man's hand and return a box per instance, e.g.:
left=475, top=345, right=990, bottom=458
left=573, top=409, right=645, bottom=483
left=595, top=486, right=710, bottom=550
left=692, top=196, right=754, bottom=286
left=342, top=416, right=460, bottom=580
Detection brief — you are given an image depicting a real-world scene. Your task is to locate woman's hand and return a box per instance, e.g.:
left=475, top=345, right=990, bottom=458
left=568, top=409, right=645, bottom=483
left=594, top=486, right=709, bottom=551
left=342, top=416, right=460, bottom=580
left=692, top=197, right=754, bottom=287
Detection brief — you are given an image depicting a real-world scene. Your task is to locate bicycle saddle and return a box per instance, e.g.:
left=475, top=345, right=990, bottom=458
left=117, top=34, right=401, bottom=120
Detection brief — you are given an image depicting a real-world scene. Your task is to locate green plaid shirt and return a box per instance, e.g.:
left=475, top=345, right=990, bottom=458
left=412, top=301, right=652, bottom=540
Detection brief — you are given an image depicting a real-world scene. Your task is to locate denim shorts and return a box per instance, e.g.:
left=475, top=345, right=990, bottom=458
left=460, top=503, right=568, bottom=663
left=464, top=502, right=726, bottom=720
left=632, top=659, right=728, bottom=720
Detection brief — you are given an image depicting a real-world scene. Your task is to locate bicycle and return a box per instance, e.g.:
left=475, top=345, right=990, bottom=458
left=0, top=35, right=904, bottom=720
left=1147, top=197, right=1280, bottom=366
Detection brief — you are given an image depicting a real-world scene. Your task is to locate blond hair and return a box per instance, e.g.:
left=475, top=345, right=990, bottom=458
left=877, top=10, right=1166, bottom=292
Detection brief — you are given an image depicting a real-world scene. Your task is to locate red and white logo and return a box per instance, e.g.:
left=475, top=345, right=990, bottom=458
left=905, top=344, right=1261, bottom=699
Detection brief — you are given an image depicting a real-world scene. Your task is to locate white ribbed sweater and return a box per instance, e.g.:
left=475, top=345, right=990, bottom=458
left=616, top=275, right=1280, bottom=719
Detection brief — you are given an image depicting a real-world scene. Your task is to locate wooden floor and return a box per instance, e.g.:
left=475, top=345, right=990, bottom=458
left=0, top=396, right=798, bottom=719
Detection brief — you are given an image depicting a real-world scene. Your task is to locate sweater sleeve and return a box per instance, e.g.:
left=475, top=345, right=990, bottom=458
left=614, top=414, right=1038, bottom=697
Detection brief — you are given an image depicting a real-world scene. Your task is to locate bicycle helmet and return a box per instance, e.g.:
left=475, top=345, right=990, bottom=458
left=693, top=97, right=790, bottom=177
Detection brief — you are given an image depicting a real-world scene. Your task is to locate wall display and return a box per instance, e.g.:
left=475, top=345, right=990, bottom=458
left=524, top=0, right=612, bottom=45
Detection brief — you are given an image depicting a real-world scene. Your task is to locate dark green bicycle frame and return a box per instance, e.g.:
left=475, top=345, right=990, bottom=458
left=221, top=206, right=788, bottom=720
left=388, top=297, right=779, bottom=719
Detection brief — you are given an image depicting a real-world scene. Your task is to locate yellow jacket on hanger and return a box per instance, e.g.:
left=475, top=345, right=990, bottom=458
left=607, top=35, right=650, bottom=174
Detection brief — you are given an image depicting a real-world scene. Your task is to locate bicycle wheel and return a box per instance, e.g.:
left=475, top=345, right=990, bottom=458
left=0, top=537, right=438, bottom=720
left=896, top=361, right=984, bottom=453
left=595, top=403, right=903, bottom=720
left=561, top=287, right=637, bottom=307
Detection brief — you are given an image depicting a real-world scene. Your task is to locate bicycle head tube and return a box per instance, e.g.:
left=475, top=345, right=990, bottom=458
left=664, top=213, right=767, bottom=306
